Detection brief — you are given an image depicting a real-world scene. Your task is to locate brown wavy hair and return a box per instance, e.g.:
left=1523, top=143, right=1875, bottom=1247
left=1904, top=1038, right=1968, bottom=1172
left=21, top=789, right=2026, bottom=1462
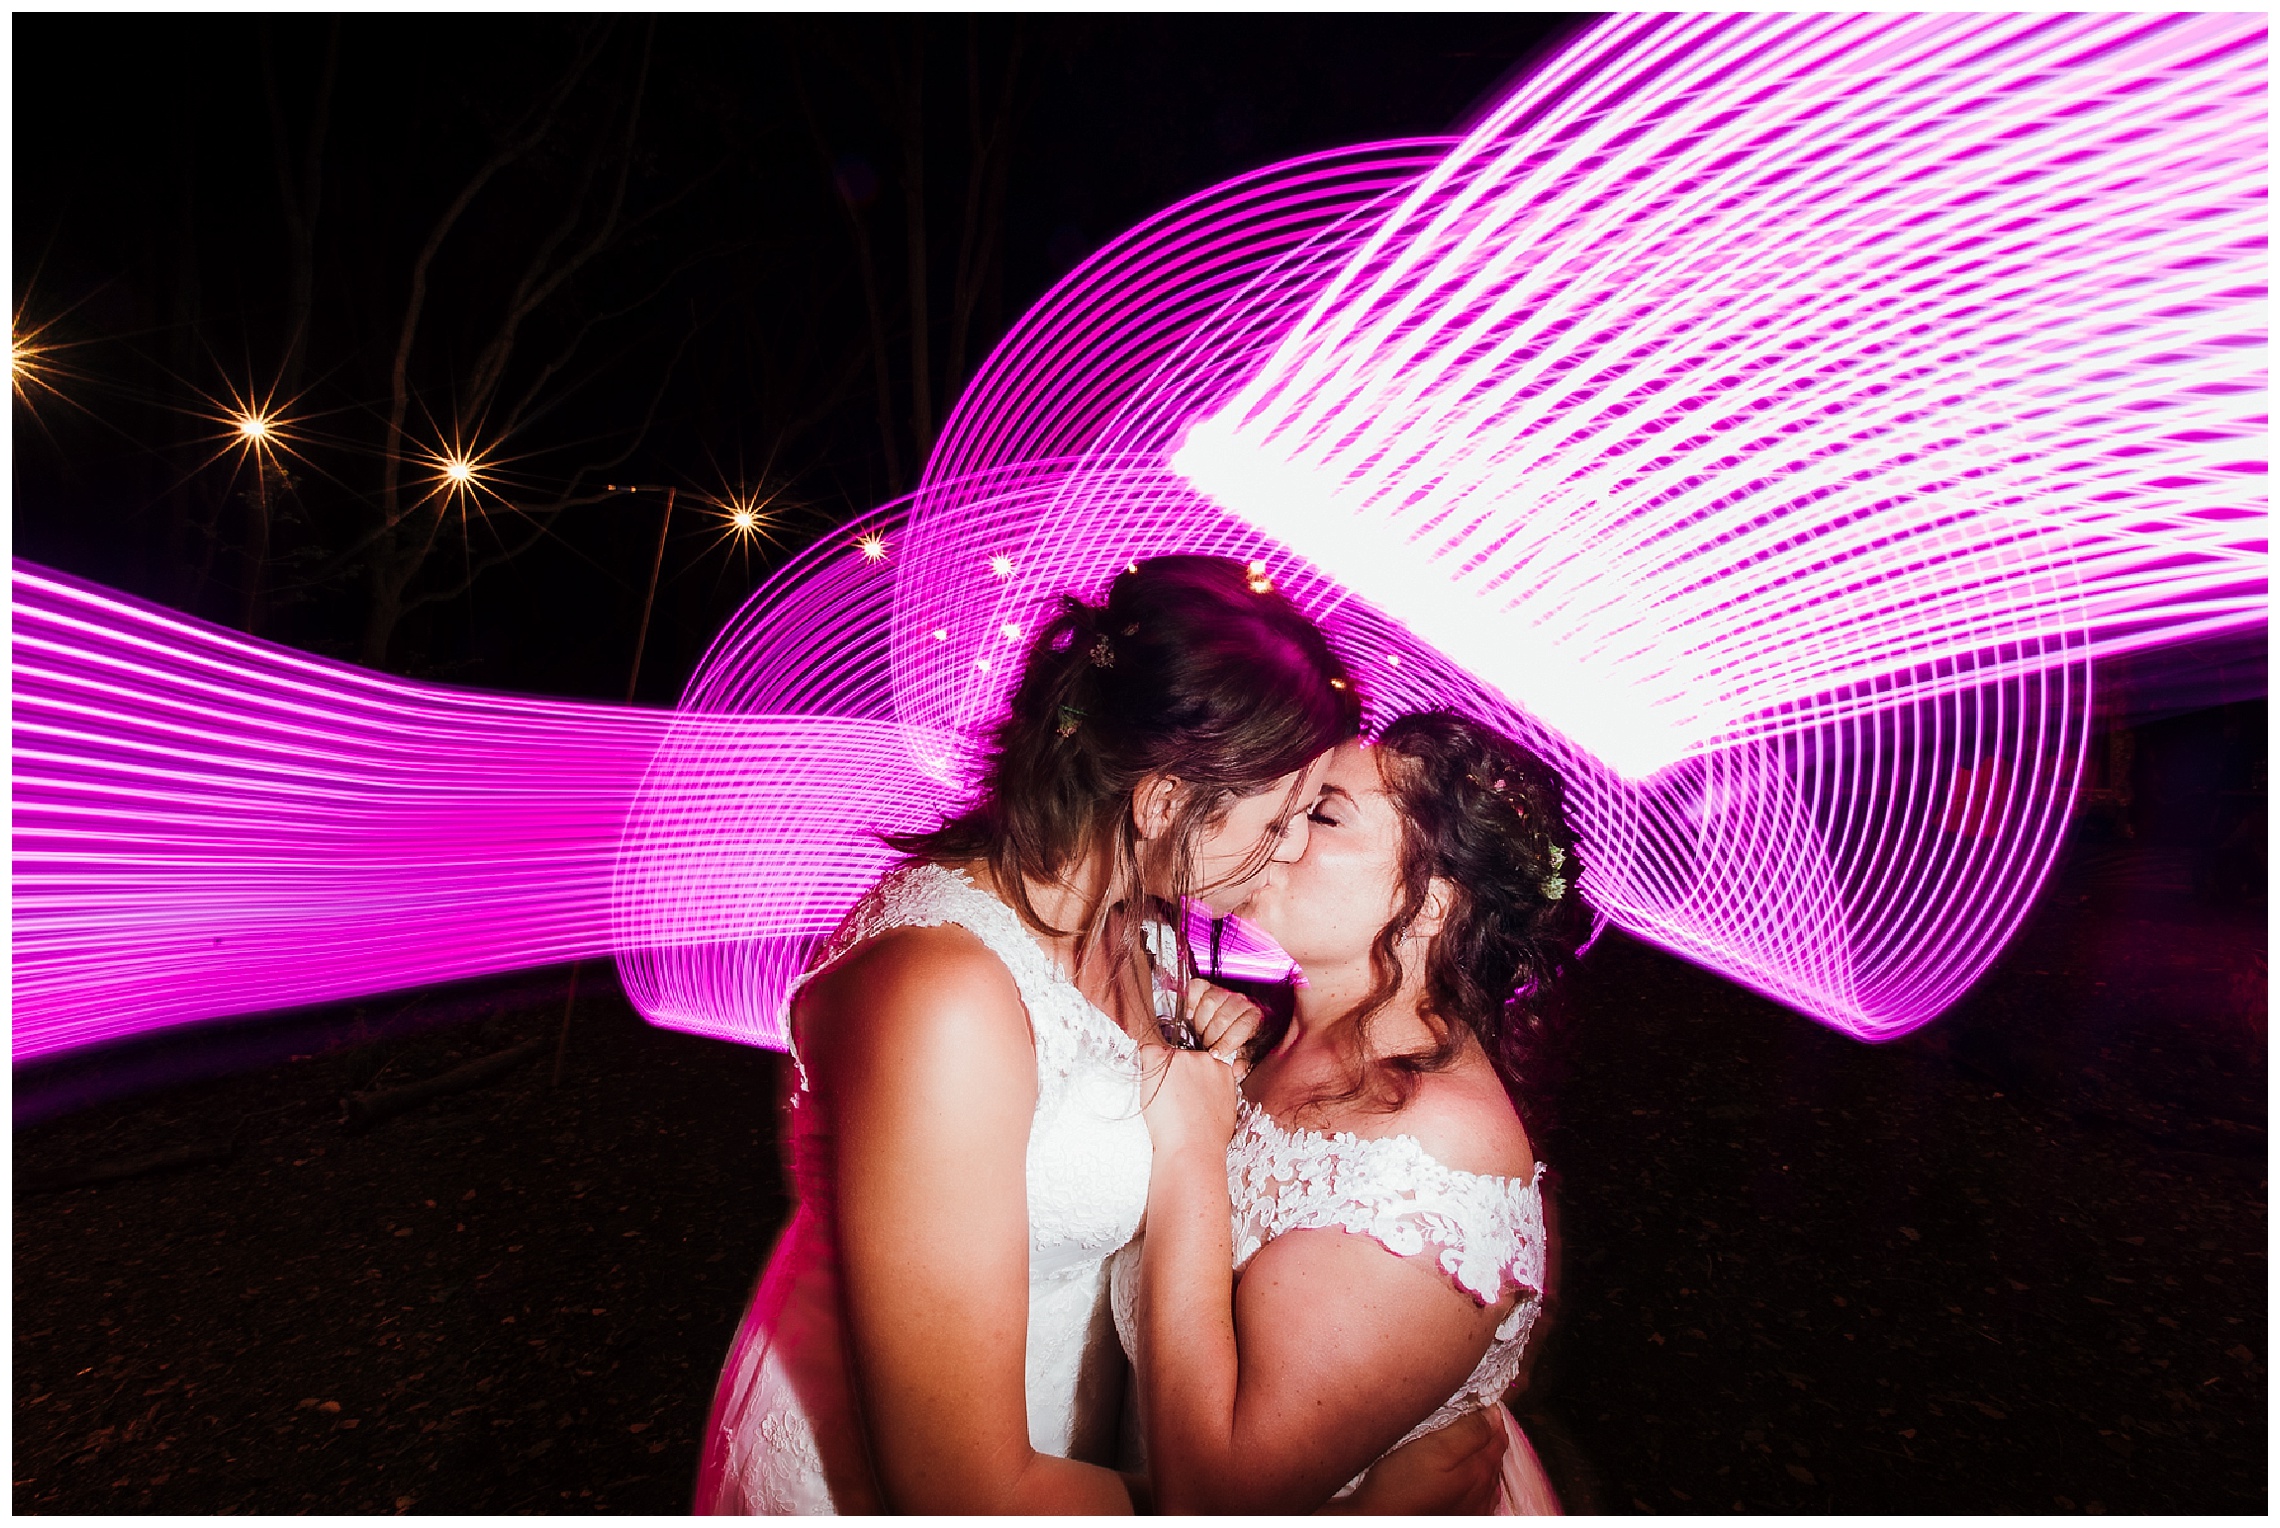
left=1310, top=710, right=1591, bottom=1117
left=887, top=555, right=1358, bottom=1017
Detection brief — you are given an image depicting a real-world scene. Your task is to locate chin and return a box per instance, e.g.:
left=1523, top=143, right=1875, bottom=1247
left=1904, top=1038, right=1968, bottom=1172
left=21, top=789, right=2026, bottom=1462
left=1239, top=897, right=1289, bottom=944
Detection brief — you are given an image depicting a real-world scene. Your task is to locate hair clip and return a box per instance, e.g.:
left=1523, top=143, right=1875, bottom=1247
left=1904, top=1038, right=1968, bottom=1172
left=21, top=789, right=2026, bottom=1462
left=1056, top=704, right=1085, bottom=739
left=1090, top=635, right=1115, bottom=668
left=1541, top=873, right=1569, bottom=901
left=1547, top=844, right=1565, bottom=871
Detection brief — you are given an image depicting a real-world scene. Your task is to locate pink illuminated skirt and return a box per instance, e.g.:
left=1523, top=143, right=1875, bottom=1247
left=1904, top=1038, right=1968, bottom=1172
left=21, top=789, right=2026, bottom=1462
left=1495, top=1407, right=1563, bottom=1516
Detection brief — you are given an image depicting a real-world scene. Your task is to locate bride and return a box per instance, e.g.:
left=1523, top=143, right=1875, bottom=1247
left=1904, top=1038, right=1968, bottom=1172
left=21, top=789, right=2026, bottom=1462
left=1121, top=710, right=1588, bottom=1513
left=696, top=557, right=1503, bottom=1514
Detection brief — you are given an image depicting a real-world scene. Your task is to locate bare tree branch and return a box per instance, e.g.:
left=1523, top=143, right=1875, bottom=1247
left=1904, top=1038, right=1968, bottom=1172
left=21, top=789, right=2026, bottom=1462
left=261, top=17, right=340, bottom=396
left=898, top=23, right=934, bottom=464
left=791, top=43, right=902, bottom=493
left=396, top=309, right=701, bottom=616
left=496, top=246, right=716, bottom=444
left=466, top=21, right=656, bottom=421
left=379, top=24, right=610, bottom=530
left=947, top=22, right=1021, bottom=408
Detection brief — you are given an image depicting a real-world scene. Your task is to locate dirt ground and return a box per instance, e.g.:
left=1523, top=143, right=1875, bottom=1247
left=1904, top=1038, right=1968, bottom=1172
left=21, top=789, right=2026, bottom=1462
left=14, top=797, right=2265, bottom=1514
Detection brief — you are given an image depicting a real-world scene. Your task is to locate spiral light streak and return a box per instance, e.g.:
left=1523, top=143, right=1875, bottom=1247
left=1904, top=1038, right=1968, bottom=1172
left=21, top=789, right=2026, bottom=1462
left=17, top=558, right=991, bottom=1060
left=1172, top=11, right=2265, bottom=782
left=12, top=13, right=2264, bottom=1061
left=13, top=565, right=653, bottom=1059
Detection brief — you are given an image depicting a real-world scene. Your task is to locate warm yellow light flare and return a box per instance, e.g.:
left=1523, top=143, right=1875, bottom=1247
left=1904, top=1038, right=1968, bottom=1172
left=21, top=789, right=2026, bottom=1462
left=713, top=489, right=771, bottom=545
left=235, top=412, right=273, bottom=443
left=990, top=554, right=1014, bottom=579
left=443, top=457, right=476, bottom=485
left=10, top=317, right=61, bottom=408
left=856, top=533, right=888, bottom=562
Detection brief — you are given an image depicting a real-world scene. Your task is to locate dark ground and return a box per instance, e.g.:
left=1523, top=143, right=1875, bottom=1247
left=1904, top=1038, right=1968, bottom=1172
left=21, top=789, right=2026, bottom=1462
left=14, top=723, right=2266, bottom=1515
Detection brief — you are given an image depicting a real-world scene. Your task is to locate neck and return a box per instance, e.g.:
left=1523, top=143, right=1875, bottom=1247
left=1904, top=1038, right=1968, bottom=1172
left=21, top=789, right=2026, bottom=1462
left=976, top=844, right=1150, bottom=1030
left=1286, top=946, right=1439, bottom=1064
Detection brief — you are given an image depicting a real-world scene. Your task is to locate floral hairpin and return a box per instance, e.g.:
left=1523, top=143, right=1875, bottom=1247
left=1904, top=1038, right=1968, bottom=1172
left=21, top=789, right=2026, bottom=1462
left=1541, top=843, right=1568, bottom=901
left=1090, top=635, right=1115, bottom=668
left=1056, top=704, right=1085, bottom=739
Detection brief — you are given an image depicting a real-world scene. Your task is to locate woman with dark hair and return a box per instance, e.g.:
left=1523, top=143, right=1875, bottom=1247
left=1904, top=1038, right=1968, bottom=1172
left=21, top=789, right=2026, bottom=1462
left=695, top=559, right=1502, bottom=1514
left=1119, top=710, right=1590, bottom=1514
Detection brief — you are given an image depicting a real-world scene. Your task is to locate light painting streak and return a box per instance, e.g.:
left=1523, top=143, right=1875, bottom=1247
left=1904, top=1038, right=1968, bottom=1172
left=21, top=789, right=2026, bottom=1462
left=10, top=13, right=2264, bottom=1061
left=1170, top=12, right=2265, bottom=781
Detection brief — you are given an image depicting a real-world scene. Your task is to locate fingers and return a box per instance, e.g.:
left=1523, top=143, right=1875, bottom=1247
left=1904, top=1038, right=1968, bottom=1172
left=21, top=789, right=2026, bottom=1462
left=1183, top=978, right=1266, bottom=1060
left=1459, top=1409, right=1509, bottom=1513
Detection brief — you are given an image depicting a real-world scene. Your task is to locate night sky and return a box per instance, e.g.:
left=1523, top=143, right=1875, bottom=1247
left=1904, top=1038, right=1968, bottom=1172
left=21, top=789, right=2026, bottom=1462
left=15, top=13, right=1584, bottom=702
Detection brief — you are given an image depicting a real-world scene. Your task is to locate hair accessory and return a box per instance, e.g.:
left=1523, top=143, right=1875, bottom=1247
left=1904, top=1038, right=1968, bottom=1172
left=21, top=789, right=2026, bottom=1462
left=1548, top=843, right=1565, bottom=871
left=1470, top=770, right=1529, bottom=822
left=1121, top=622, right=1139, bottom=636
left=1055, top=704, right=1085, bottom=739
left=1090, top=635, right=1115, bottom=668
left=1541, top=873, right=1569, bottom=901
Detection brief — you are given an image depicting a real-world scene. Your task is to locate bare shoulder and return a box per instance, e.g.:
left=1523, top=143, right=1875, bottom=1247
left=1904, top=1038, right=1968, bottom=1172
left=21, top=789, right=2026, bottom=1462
left=1384, top=1055, right=1536, bottom=1183
left=798, top=923, right=1033, bottom=1080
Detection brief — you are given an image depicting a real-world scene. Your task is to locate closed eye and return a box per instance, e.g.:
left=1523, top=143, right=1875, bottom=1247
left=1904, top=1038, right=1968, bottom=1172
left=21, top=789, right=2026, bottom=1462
left=1307, top=808, right=1340, bottom=827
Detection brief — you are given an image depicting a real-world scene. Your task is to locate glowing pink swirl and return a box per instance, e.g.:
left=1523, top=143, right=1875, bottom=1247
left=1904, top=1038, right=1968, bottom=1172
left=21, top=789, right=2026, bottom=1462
left=11, top=14, right=2264, bottom=1061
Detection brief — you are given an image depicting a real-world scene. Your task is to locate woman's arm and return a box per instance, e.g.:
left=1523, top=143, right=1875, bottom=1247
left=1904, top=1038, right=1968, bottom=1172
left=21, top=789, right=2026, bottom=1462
left=1133, top=1127, right=1512, bottom=1513
left=805, top=926, right=1134, bottom=1513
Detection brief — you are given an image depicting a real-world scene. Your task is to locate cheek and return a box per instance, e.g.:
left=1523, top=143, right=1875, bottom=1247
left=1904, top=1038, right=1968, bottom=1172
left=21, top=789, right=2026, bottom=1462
left=1285, top=844, right=1375, bottom=930
left=1200, top=803, right=1285, bottom=878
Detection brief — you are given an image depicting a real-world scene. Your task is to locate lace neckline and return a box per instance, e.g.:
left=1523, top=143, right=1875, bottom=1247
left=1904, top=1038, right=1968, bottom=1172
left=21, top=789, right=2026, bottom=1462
left=915, top=863, right=1142, bottom=1065
left=1234, top=1096, right=1545, bottom=1195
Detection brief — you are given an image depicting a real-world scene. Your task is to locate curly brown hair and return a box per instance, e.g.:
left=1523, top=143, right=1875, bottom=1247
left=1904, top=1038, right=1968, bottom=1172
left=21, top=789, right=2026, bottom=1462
left=1313, top=710, right=1591, bottom=1116
left=887, top=555, right=1358, bottom=1009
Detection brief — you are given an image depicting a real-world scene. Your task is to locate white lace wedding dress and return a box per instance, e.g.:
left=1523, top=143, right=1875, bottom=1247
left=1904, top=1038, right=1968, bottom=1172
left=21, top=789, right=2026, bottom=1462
left=1111, top=1096, right=1548, bottom=1502
left=696, top=862, right=1152, bottom=1514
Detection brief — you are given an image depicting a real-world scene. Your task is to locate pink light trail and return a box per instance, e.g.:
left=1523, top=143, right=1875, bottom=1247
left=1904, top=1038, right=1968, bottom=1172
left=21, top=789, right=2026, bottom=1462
left=12, top=13, right=2265, bottom=1061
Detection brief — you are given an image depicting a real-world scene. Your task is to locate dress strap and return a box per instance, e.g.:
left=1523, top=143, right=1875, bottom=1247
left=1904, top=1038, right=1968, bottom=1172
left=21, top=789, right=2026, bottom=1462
left=783, top=862, right=1139, bottom=1094
left=1226, top=1102, right=1547, bottom=1308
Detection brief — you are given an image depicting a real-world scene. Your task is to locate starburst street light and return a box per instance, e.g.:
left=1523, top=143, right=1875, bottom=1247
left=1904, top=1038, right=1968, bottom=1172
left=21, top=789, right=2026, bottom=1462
left=177, top=373, right=306, bottom=476
left=12, top=308, right=71, bottom=412
left=856, top=532, right=887, bottom=562
left=710, top=488, right=772, bottom=546
left=420, top=440, right=494, bottom=515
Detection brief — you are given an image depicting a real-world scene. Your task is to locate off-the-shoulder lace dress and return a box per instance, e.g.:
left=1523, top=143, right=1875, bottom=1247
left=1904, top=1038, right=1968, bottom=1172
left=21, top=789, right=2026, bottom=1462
left=696, top=862, right=1152, bottom=1514
left=1112, top=1095, right=1546, bottom=1497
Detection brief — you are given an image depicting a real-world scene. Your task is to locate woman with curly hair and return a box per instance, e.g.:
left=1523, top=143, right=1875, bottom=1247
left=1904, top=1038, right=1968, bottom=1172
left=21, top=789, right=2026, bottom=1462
left=1119, top=709, right=1590, bottom=1513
